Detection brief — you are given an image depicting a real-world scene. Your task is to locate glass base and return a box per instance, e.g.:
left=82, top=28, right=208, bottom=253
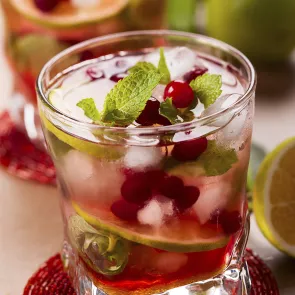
left=62, top=241, right=250, bottom=295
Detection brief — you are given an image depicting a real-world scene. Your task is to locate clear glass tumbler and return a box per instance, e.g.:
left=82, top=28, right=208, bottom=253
left=1, top=0, right=166, bottom=145
left=37, top=31, right=256, bottom=295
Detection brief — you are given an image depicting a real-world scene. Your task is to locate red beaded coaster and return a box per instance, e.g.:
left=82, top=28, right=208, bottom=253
left=0, top=111, right=56, bottom=185
left=23, top=248, right=279, bottom=295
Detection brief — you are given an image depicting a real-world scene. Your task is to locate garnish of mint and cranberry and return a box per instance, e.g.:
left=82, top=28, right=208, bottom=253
left=75, top=48, right=240, bottom=232
left=76, top=47, right=222, bottom=127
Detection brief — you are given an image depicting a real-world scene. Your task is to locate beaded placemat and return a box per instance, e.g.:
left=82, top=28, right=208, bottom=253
left=23, top=248, right=279, bottom=295
left=0, top=112, right=55, bottom=185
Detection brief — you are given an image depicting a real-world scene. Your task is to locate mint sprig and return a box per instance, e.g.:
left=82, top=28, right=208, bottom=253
left=128, top=62, right=157, bottom=74
left=164, top=140, right=237, bottom=177
left=159, top=96, right=198, bottom=124
left=129, top=48, right=171, bottom=85
left=76, top=98, right=100, bottom=122
left=100, top=69, right=161, bottom=126
left=198, top=140, right=237, bottom=176
left=159, top=97, right=182, bottom=124
left=190, top=73, right=222, bottom=108
left=158, top=48, right=171, bottom=84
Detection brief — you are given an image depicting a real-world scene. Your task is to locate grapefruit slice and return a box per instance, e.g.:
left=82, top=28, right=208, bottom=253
left=10, top=0, right=129, bottom=28
left=73, top=202, right=229, bottom=253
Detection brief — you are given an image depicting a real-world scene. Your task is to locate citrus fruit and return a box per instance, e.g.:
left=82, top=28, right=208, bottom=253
left=253, top=137, right=295, bottom=257
left=40, top=111, right=121, bottom=160
left=10, top=0, right=129, bottom=28
left=73, top=202, right=229, bottom=253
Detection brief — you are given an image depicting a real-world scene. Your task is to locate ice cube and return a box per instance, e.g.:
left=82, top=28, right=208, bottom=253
left=152, top=84, right=166, bottom=102
left=124, top=146, right=162, bottom=171
left=62, top=78, right=116, bottom=122
left=143, top=47, right=202, bottom=80
left=71, top=0, right=98, bottom=8
left=137, top=199, right=164, bottom=227
left=201, top=93, right=242, bottom=128
left=154, top=252, right=188, bottom=273
left=62, top=150, right=123, bottom=205
left=193, top=182, right=232, bottom=224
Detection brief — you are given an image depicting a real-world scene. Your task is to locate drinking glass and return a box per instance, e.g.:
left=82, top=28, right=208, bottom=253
left=1, top=0, right=166, bottom=144
left=37, top=31, right=256, bottom=295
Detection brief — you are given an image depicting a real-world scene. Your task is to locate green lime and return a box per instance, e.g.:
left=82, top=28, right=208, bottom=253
left=253, top=137, right=295, bottom=257
left=40, top=111, right=121, bottom=160
left=10, top=0, right=129, bottom=28
left=73, top=202, right=229, bottom=253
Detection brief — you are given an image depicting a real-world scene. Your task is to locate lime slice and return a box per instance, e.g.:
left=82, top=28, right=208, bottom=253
left=253, top=137, right=295, bottom=257
left=10, top=0, right=129, bottom=28
left=73, top=202, right=229, bottom=253
left=40, top=111, right=121, bottom=160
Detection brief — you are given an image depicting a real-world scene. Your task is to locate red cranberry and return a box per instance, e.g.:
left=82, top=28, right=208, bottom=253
left=86, top=68, right=105, bottom=81
left=155, top=114, right=171, bottom=126
left=164, top=80, right=194, bottom=108
left=111, top=199, right=141, bottom=221
left=221, top=211, right=242, bottom=235
left=34, top=0, right=59, bottom=12
left=184, top=67, right=208, bottom=83
left=172, top=137, right=208, bottom=162
left=209, top=210, right=242, bottom=235
left=110, top=73, right=128, bottom=83
left=145, top=169, right=167, bottom=189
left=158, top=175, right=184, bottom=199
left=136, top=99, right=160, bottom=126
left=80, top=50, right=95, bottom=62
left=176, top=186, right=200, bottom=211
left=121, top=172, right=151, bottom=205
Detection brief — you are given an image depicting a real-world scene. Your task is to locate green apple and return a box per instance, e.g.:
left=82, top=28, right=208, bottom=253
left=206, top=0, right=295, bottom=63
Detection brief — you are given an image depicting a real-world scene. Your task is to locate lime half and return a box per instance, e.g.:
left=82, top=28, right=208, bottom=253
left=10, top=0, right=129, bottom=28
left=73, top=202, right=229, bottom=253
left=253, top=137, right=295, bottom=257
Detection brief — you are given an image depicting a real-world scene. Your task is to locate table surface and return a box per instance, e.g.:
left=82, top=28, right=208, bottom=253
left=0, top=11, right=295, bottom=295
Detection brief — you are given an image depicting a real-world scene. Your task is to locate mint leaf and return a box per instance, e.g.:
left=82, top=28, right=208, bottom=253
left=198, top=140, right=238, bottom=176
left=158, top=48, right=171, bottom=84
left=101, top=70, right=161, bottom=126
left=159, top=97, right=182, bottom=124
left=190, top=73, right=222, bottom=108
left=163, top=140, right=237, bottom=177
left=76, top=98, right=100, bottom=121
left=128, top=62, right=157, bottom=74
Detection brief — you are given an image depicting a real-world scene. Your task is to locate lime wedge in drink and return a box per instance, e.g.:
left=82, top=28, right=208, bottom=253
left=73, top=202, right=229, bottom=253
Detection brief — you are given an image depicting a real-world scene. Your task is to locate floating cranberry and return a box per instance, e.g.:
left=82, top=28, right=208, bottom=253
left=80, top=50, right=95, bottom=62
left=34, top=0, right=59, bottom=12
left=158, top=175, right=184, bottom=199
left=164, top=80, right=194, bottom=108
left=156, top=114, right=171, bottom=126
left=111, top=199, right=141, bottom=221
left=86, top=68, right=105, bottom=81
left=209, top=210, right=242, bottom=235
left=172, top=137, right=208, bottom=162
left=183, top=67, right=208, bottom=83
left=121, top=172, right=151, bottom=204
left=110, top=73, right=128, bottom=83
left=136, top=99, right=160, bottom=126
left=146, top=169, right=167, bottom=189
left=221, top=211, right=242, bottom=235
left=176, top=186, right=200, bottom=212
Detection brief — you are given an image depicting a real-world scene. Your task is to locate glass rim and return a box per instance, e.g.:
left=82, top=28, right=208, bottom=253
left=37, top=30, right=256, bottom=135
